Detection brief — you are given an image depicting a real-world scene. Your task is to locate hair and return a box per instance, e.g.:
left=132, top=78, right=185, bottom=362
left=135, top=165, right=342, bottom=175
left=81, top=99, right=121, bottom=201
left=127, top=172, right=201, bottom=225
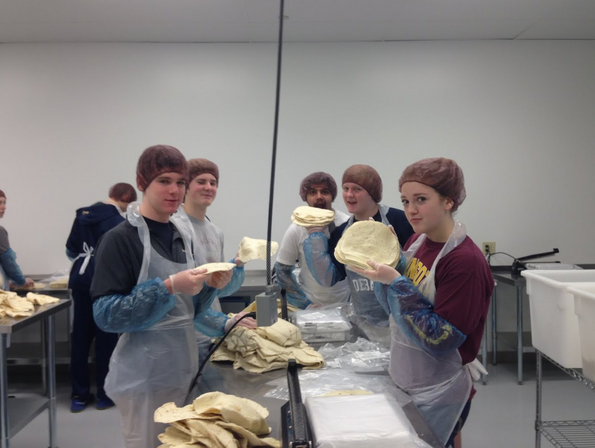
left=108, top=183, right=138, bottom=203
left=136, top=145, right=188, bottom=191
left=342, top=164, right=383, bottom=203
left=299, top=172, right=338, bottom=201
left=0, top=190, right=5, bottom=199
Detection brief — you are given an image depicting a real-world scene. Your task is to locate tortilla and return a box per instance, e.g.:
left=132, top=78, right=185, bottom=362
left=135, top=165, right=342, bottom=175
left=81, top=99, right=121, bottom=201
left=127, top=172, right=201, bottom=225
left=154, top=402, right=199, bottom=424
left=237, top=237, right=278, bottom=263
left=291, top=206, right=335, bottom=227
left=335, top=220, right=400, bottom=269
left=26, top=292, right=60, bottom=305
left=194, top=262, right=236, bottom=274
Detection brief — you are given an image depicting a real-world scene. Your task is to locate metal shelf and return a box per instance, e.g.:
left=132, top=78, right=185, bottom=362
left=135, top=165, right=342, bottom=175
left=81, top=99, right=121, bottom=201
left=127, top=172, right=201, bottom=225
left=536, top=351, right=595, bottom=448
left=537, top=421, right=595, bottom=448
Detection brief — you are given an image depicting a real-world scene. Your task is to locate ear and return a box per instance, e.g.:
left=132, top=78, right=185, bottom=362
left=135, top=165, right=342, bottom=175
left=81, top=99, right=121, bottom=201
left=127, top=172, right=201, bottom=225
left=444, top=198, right=454, bottom=211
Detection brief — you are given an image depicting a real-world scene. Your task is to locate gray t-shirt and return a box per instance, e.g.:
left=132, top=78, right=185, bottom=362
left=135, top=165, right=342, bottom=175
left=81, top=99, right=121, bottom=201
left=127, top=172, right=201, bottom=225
left=0, top=226, right=10, bottom=254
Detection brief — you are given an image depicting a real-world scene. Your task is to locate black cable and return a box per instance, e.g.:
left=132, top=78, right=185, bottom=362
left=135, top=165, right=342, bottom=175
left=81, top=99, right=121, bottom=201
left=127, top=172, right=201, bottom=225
left=265, top=0, right=285, bottom=287
left=487, top=251, right=517, bottom=266
left=185, top=312, right=257, bottom=403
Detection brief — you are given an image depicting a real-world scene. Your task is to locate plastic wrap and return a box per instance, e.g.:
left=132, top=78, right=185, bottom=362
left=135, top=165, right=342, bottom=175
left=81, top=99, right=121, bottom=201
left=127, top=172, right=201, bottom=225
left=291, top=305, right=352, bottom=343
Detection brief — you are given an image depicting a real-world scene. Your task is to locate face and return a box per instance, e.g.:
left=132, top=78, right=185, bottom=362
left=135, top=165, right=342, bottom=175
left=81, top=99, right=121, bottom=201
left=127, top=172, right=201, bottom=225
left=306, top=183, right=333, bottom=210
left=342, top=182, right=377, bottom=218
left=141, top=172, right=187, bottom=222
left=0, top=197, right=5, bottom=219
left=400, top=181, right=453, bottom=240
left=187, top=173, right=218, bottom=209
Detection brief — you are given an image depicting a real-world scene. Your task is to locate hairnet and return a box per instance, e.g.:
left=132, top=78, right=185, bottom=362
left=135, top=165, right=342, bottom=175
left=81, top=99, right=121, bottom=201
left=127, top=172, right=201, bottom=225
left=136, top=145, right=188, bottom=191
left=398, top=158, right=466, bottom=212
left=299, top=172, right=338, bottom=201
left=342, top=164, right=383, bottom=203
left=188, top=158, right=219, bottom=184
left=0, top=190, right=5, bottom=199
left=109, top=183, right=138, bottom=203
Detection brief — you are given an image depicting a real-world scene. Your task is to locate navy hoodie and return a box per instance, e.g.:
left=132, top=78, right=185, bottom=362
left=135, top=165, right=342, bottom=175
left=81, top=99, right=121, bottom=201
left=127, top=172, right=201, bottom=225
left=66, top=202, right=125, bottom=291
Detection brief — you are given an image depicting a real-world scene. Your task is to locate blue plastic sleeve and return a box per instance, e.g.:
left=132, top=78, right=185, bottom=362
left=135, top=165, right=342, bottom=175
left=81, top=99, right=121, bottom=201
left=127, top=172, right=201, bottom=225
left=194, top=308, right=228, bottom=337
left=303, top=232, right=343, bottom=287
left=192, top=285, right=219, bottom=316
left=274, top=261, right=312, bottom=309
left=374, top=276, right=467, bottom=356
left=0, top=248, right=26, bottom=286
left=92, top=278, right=176, bottom=333
left=216, top=261, right=245, bottom=298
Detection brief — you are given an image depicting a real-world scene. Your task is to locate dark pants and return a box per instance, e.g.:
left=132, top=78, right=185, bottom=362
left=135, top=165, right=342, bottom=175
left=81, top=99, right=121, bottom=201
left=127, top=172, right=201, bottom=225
left=70, top=289, right=118, bottom=401
left=445, top=400, right=472, bottom=448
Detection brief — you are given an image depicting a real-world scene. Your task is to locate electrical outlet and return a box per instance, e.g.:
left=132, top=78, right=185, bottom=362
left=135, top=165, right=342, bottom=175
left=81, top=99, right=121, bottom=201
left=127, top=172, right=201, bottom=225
left=482, top=242, right=496, bottom=255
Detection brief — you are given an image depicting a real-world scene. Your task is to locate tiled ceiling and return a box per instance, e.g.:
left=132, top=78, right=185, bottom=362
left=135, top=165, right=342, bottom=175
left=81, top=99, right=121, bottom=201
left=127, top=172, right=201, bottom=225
left=1, top=0, right=594, bottom=43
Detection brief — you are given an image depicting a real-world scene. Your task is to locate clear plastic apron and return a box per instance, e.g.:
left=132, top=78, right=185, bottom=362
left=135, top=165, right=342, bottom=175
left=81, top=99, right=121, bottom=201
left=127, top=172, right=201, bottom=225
left=389, top=222, right=471, bottom=444
left=345, top=204, right=391, bottom=345
left=104, top=203, right=197, bottom=448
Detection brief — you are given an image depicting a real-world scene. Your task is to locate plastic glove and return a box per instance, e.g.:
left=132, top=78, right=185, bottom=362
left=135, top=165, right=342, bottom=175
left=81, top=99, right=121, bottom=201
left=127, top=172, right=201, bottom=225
left=206, top=269, right=233, bottom=289
left=224, top=311, right=257, bottom=332
left=351, top=259, right=401, bottom=285
left=168, top=268, right=210, bottom=295
left=233, top=255, right=245, bottom=268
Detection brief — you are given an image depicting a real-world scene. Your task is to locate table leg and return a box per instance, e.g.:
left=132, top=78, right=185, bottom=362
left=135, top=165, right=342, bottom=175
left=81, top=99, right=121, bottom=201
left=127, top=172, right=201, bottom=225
left=45, top=316, right=57, bottom=448
left=517, top=285, right=524, bottom=385
left=491, top=282, right=498, bottom=365
left=535, top=351, right=542, bottom=448
left=0, top=334, right=9, bottom=448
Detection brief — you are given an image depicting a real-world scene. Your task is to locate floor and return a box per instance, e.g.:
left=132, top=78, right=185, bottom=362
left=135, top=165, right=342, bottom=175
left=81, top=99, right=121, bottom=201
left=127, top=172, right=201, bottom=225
left=6, top=359, right=595, bottom=448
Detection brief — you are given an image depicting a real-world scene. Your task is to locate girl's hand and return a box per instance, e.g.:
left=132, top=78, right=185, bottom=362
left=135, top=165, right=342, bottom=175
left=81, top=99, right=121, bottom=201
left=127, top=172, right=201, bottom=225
left=351, top=259, right=401, bottom=285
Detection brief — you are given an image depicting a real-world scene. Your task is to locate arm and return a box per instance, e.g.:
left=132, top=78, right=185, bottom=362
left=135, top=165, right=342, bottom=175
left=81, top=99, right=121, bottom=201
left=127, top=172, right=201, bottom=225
left=0, top=248, right=26, bottom=286
left=303, top=232, right=345, bottom=287
left=274, top=261, right=312, bottom=309
left=93, top=278, right=176, bottom=333
left=216, top=262, right=245, bottom=298
left=374, top=276, right=466, bottom=356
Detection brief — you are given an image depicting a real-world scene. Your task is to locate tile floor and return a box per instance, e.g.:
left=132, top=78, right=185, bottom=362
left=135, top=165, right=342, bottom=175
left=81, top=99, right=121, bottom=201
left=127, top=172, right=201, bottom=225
left=6, top=359, right=595, bottom=448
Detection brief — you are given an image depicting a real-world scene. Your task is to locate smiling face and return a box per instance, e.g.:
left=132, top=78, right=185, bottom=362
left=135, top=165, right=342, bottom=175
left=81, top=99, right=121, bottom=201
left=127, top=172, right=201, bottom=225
left=187, top=173, right=218, bottom=210
left=306, top=183, right=333, bottom=210
left=400, top=181, right=454, bottom=242
left=342, top=182, right=378, bottom=220
left=140, top=172, right=187, bottom=222
left=0, top=197, right=5, bottom=219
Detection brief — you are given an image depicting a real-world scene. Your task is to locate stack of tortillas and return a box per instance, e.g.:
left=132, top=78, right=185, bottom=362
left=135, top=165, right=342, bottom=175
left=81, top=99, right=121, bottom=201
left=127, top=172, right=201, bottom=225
left=291, top=206, right=335, bottom=228
left=335, top=221, right=400, bottom=270
left=237, top=237, right=278, bottom=264
left=0, top=289, right=60, bottom=318
left=154, top=392, right=280, bottom=447
left=194, top=262, right=236, bottom=274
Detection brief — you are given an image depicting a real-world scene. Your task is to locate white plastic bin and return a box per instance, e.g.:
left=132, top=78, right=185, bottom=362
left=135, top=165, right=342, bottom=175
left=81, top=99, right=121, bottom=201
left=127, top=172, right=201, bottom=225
left=568, top=284, right=595, bottom=382
left=521, top=270, right=595, bottom=368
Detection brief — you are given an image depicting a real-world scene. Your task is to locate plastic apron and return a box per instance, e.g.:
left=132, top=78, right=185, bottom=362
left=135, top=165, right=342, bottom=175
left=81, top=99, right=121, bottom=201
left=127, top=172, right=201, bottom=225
left=0, top=263, right=9, bottom=291
left=345, top=204, right=391, bottom=345
left=389, top=222, right=472, bottom=444
left=104, top=203, right=197, bottom=448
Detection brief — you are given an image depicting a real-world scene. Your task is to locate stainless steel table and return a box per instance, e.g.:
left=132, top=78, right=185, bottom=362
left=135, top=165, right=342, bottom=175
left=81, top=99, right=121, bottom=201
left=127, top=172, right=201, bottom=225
left=491, top=271, right=530, bottom=384
left=190, top=361, right=444, bottom=448
left=0, top=298, right=71, bottom=448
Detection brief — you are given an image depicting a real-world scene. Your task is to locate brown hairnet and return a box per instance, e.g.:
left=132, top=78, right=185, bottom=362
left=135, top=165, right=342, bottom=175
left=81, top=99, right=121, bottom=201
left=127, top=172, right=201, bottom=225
left=136, top=145, right=188, bottom=191
left=109, top=183, right=138, bottom=203
left=188, top=158, right=219, bottom=184
left=299, top=172, right=338, bottom=201
left=398, top=158, right=466, bottom=211
left=342, top=164, right=383, bottom=203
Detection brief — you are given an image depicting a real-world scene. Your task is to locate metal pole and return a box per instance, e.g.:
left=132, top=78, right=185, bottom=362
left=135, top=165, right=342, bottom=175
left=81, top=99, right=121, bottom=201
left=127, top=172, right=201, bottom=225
left=0, top=334, right=9, bottom=448
left=46, top=316, right=57, bottom=447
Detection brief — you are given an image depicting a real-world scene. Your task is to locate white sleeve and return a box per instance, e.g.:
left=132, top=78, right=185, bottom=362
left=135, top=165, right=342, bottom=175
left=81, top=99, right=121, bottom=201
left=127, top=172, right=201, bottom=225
left=276, top=224, right=302, bottom=266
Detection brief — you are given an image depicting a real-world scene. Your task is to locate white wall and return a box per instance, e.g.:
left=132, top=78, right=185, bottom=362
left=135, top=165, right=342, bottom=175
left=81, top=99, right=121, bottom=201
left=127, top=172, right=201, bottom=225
left=1, top=40, right=595, bottom=276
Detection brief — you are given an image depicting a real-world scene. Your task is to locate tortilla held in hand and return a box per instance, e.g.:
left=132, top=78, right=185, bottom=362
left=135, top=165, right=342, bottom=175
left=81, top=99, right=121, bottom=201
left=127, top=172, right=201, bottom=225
left=194, top=262, right=236, bottom=274
left=291, top=206, right=335, bottom=227
left=335, top=221, right=400, bottom=270
left=237, top=237, right=278, bottom=263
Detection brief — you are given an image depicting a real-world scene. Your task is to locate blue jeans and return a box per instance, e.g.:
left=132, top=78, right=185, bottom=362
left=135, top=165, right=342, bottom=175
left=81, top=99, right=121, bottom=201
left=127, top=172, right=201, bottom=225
left=445, top=400, right=472, bottom=448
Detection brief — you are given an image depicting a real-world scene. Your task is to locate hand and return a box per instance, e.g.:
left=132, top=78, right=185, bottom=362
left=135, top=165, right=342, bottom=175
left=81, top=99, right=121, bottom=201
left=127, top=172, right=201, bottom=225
left=224, top=311, right=257, bottom=332
left=350, top=259, right=401, bottom=285
left=206, top=269, right=233, bottom=289
left=307, top=225, right=325, bottom=235
left=387, top=224, right=397, bottom=237
left=168, top=268, right=210, bottom=295
left=24, top=278, right=35, bottom=288
left=233, top=256, right=245, bottom=268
